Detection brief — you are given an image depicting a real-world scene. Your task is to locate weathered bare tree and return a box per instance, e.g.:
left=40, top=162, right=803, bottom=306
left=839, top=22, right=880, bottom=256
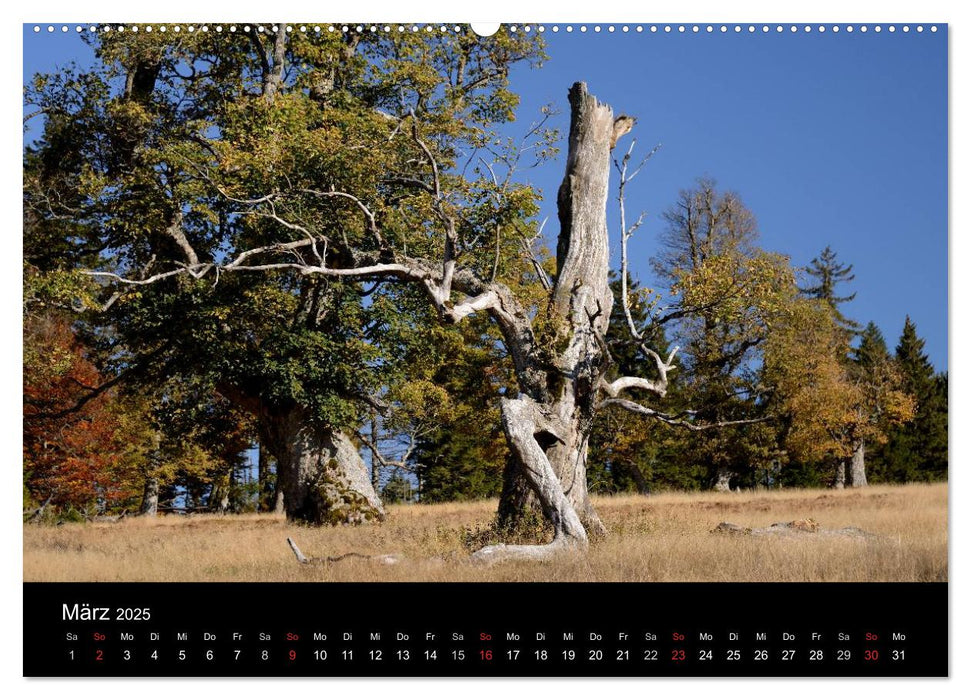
left=91, top=82, right=755, bottom=560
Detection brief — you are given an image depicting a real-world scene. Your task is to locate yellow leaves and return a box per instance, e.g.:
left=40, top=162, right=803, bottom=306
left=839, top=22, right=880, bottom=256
left=158, top=442, right=218, bottom=482
left=764, top=297, right=915, bottom=462
left=386, top=379, right=453, bottom=428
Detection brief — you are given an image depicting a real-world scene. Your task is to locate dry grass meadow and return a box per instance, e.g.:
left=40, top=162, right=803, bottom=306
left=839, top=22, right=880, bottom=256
left=23, top=482, right=947, bottom=583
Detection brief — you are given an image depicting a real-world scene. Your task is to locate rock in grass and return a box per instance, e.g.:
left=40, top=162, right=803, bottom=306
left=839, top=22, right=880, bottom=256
left=711, top=518, right=883, bottom=540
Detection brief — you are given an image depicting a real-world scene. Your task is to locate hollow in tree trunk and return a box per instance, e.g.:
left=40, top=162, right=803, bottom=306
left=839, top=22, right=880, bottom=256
left=848, top=441, right=867, bottom=488
left=497, top=424, right=606, bottom=538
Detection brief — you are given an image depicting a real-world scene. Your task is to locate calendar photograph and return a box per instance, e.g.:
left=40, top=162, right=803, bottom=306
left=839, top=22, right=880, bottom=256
left=22, top=21, right=947, bottom=598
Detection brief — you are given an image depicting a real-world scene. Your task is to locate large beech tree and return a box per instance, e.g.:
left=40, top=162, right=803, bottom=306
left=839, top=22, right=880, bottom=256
left=25, top=26, right=546, bottom=526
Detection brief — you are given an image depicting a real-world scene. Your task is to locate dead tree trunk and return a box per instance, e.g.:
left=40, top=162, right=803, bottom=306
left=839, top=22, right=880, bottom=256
left=474, top=83, right=617, bottom=561
left=497, top=426, right=605, bottom=537
left=262, top=408, right=385, bottom=525
left=138, top=477, right=159, bottom=517
left=848, top=441, right=867, bottom=488
left=496, top=458, right=542, bottom=530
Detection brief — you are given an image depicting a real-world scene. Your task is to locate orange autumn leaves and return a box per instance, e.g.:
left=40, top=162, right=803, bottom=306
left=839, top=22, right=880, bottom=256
left=23, top=315, right=145, bottom=510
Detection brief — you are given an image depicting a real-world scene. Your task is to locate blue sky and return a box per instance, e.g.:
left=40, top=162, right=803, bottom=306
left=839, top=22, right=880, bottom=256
left=507, top=27, right=948, bottom=370
left=22, top=25, right=948, bottom=370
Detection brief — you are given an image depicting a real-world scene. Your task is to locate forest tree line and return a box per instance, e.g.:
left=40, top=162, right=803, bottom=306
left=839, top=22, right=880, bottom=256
left=23, top=28, right=947, bottom=525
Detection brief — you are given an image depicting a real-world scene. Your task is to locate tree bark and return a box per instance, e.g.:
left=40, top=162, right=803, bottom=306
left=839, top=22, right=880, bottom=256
left=848, top=441, right=867, bottom=488
left=256, top=24, right=288, bottom=102
left=369, top=413, right=381, bottom=493
left=209, top=470, right=231, bottom=513
left=138, top=477, right=159, bottom=517
left=713, top=467, right=733, bottom=492
left=262, top=408, right=385, bottom=525
left=497, top=424, right=605, bottom=537
left=257, top=443, right=272, bottom=512
left=216, top=381, right=382, bottom=524
left=833, top=462, right=846, bottom=489
left=272, top=481, right=286, bottom=514
left=496, top=456, right=542, bottom=530
left=477, top=83, right=616, bottom=561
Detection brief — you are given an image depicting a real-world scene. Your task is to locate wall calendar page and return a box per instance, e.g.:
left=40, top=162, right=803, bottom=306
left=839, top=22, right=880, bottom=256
left=20, top=14, right=949, bottom=682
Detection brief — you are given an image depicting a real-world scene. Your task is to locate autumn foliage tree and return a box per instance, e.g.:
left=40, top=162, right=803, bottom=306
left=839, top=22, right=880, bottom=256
left=648, top=180, right=793, bottom=491
left=844, top=322, right=916, bottom=487
left=764, top=301, right=914, bottom=488
left=23, top=274, right=257, bottom=516
left=764, top=299, right=857, bottom=477
left=23, top=300, right=146, bottom=512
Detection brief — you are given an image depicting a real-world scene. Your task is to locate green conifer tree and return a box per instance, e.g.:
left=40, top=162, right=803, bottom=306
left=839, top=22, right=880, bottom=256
left=881, top=317, right=948, bottom=481
left=799, top=246, right=861, bottom=335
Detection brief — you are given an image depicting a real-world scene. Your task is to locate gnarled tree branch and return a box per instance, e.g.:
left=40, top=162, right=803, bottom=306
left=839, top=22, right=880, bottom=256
left=599, top=397, right=771, bottom=431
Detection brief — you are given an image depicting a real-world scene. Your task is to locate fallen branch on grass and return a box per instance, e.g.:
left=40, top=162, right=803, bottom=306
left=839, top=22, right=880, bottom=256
left=287, top=537, right=402, bottom=566
left=24, top=493, right=54, bottom=523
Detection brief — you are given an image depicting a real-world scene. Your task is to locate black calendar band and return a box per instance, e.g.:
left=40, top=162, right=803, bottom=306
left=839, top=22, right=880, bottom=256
left=24, top=582, right=947, bottom=677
